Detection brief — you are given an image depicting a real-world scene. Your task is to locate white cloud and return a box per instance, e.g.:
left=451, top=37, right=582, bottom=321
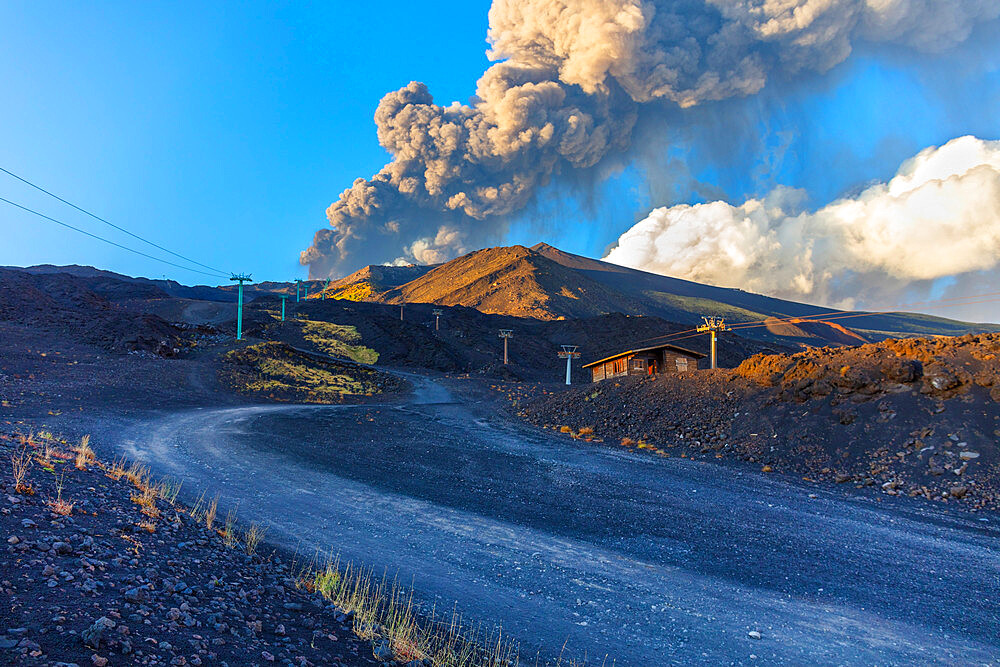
left=604, top=135, right=1000, bottom=311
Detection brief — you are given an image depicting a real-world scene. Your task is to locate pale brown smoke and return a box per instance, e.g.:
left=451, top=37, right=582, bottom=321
left=302, top=0, right=998, bottom=278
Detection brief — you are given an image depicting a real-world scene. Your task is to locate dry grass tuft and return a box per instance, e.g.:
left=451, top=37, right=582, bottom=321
left=131, top=485, right=161, bottom=520
left=221, top=506, right=239, bottom=548
left=304, top=556, right=520, bottom=667
left=578, top=426, right=594, bottom=436
left=155, top=478, right=182, bottom=505
left=125, top=462, right=150, bottom=488
left=244, top=522, right=266, bottom=556
left=620, top=437, right=636, bottom=447
left=137, top=521, right=157, bottom=533
left=106, top=455, right=128, bottom=480
left=204, top=495, right=219, bottom=531
left=48, top=472, right=74, bottom=516
left=11, top=445, right=34, bottom=494
left=559, top=425, right=572, bottom=433
left=74, top=434, right=95, bottom=470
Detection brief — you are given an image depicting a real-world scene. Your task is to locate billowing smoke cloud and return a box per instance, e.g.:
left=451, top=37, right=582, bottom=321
left=604, top=135, right=1000, bottom=315
left=302, top=0, right=999, bottom=278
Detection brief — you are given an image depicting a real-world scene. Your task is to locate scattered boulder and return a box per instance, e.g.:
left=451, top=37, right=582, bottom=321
left=81, top=617, right=116, bottom=649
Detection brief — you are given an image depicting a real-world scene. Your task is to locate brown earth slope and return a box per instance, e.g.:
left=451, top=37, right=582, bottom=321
left=518, top=333, right=1000, bottom=511
left=378, top=245, right=648, bottom=320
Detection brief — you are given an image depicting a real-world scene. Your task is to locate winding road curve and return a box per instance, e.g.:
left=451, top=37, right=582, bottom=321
left=87, top=376, right=999, bottom=665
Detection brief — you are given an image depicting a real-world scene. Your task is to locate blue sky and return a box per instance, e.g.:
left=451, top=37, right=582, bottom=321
left=1, top=2, right=997, bottom=285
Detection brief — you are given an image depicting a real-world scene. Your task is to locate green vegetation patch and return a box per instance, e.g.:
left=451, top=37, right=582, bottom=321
left=223, top=342, right=396, bottom=403
left=328, top=281, right=377, bottom=302
left=301, top=320, right=379, bottom=364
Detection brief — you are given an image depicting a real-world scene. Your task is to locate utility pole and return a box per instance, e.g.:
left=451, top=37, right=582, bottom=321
left=294, top=279, right=303, bottom=303
left=558, top=345, right=581, bottom=385
left=279, top=294, right=288, bottom=322
left=230, top=273, right=252, bottom=341
left=498, top=329, right=513, bottom=364
left=432, top=309, right=442, bottom=331
left=696, top=316, right=727, bottom=369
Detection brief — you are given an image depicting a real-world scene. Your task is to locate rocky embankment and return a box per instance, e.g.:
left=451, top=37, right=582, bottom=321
left=517, top=334, right=1000, bottom=511
left=0, top=430, right=400, bottom=667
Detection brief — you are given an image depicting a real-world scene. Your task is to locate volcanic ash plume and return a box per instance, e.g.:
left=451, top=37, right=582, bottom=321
left=301, top=0, right=999, bottom=278
left=604, top=136, right=1000, bottom=313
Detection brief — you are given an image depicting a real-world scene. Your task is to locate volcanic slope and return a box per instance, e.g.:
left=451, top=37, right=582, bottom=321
left=334, top=244, right=993, bottom=347
left=322, top=263, right=435, bottom=301
left=378, top=245, right=646, bottom=320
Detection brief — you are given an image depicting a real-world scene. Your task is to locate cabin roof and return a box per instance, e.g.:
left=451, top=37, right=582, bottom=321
left=582, top=343, right=706, bottom=369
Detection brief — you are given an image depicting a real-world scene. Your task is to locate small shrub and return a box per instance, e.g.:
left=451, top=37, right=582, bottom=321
left=620, top=437, right=636, bottom=447
left=578, top=426, right=594, bottom=436
left=559, top=425, right=572, bottom=433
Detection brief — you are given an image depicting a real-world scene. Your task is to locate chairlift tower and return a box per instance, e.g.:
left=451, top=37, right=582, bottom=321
left=432, top=309, right=443, bottom=331
left=558, top=345, right=581, bottom=385
left=294, top=279, right=304, bottom=303
left=498, top=329, right=514, bottom=364
left=278, top=294, right=288, bottom=322
left=696, top=316, right=728, bottom=369
left=230, top=273, right=253, bottom=341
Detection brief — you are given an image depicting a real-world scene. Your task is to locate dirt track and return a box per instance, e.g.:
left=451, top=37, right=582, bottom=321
left=26, top=371, right=1000, bottom=666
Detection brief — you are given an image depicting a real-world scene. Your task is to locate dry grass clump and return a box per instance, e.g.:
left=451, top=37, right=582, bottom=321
left=221, top=507, right=239, bottom=548
left=303, top=556, right=520, bottom=667
left=559, top=425, right=572, bottom=433
left=244, top=522, right=266, bottom=556
left=106, top=455, right=129, bottom=480
left=204, top=495, right=219, bottom=530
left=11, top=445, right=34, bottom=494
left=131, top=484, right=161, bottom=520
left=577, top=426, right=594, bottom=436
left=620, top=437, right=636, bottom=447
left=74, top=434, right=95, bottom=470
left=155, top=478, right=182, bottom=504
left=125, top=461, right=150, bottom=487
left=48, top=472, right=74, bottom=516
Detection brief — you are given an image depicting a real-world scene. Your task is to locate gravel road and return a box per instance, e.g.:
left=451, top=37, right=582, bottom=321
left=78, top=375, right=1000, bottom=666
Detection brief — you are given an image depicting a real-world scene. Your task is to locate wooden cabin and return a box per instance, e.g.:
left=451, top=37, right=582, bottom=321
left=583, top=344, right=706, bottom=382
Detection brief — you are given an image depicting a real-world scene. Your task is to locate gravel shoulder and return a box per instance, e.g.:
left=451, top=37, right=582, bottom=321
left=0, top=431, right=378, bottom=667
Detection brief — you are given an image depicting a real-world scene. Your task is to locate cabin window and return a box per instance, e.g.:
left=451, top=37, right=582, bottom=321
left=633, top=358, right=645, bottom=370
left=676, top=357, right=689, bottom=372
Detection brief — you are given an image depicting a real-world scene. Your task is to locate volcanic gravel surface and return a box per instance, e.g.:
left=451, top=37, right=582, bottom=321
left=0, top=432, right=380, bottom=667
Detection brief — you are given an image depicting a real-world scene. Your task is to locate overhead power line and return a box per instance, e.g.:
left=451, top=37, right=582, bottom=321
left=0, top=195, right=228, bottom=280
left=0, top=165, right=229, bottom=277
